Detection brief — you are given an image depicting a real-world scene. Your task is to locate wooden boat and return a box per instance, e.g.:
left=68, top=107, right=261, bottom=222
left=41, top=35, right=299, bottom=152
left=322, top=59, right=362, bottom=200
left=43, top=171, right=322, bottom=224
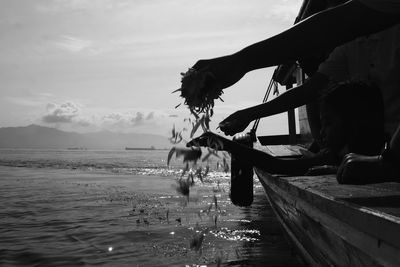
left=253, top=145, right=400, bottom=266
left=252, top=66, right=400, bottom=265
left=249, top=23, right=400, bottom=265
left=255, top=165, right=400, bottom=266
left=233, top=2, right=400, bottom=264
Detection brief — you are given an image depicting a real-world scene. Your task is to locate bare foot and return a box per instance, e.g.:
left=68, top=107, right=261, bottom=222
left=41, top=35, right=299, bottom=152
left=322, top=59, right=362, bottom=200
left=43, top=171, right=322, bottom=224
left=337, top=153, right=399, bottom=184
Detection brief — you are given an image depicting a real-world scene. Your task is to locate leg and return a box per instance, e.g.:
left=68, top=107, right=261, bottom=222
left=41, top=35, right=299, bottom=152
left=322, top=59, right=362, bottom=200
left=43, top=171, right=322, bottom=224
left=324, top=82, right=385, bottom=155
left=188, top=132, right=337, bottom=175
left=306, top=101, right=323, bottom=153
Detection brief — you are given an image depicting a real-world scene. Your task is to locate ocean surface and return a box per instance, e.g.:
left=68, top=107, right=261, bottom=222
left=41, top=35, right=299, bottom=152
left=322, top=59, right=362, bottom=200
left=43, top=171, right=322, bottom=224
left=0, top=149, right=304, bottom=266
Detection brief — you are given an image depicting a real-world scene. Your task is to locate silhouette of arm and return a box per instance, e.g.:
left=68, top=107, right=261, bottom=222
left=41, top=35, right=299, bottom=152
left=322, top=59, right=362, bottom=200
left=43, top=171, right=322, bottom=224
left=193, top=1, right=400, bottom=91
left=237, top=0, right=400, bottom=72
left=219, top=73, right=329, bottom=136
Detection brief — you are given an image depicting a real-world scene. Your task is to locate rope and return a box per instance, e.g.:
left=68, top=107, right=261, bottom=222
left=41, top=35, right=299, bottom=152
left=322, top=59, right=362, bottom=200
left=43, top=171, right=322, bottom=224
left=250, top=76, right=277, bottom=137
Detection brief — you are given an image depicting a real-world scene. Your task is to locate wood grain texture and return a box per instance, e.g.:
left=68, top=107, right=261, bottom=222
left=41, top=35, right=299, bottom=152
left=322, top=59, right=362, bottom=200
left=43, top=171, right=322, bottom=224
left=255, top=168, right=400, bottom=267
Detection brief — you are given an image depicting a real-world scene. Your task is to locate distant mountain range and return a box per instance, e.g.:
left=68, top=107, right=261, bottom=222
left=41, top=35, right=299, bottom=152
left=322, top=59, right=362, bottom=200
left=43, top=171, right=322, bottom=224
left=0, top=124, right=171, bottom=149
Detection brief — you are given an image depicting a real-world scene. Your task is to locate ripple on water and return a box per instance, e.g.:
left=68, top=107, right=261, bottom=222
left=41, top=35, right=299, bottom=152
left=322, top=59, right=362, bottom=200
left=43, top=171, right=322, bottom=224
left=0, top=161, right=304, bottom=266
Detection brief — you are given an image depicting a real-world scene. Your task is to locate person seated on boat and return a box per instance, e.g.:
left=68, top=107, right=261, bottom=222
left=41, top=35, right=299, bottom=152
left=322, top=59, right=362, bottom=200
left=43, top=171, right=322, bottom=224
left=314, top=22, right=400, bottom=183
left=186, top=81, right=386, bottom=176
left=188, top=19, right=400, bottom=181
left=197, top=27, right=399, bottom=178
left=316, top=0, right=400, bottom=183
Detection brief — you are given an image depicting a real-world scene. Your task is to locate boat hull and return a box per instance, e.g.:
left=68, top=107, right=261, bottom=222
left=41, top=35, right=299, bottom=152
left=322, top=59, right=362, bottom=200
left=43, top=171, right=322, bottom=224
left=255, top=168, right=400, bottom=267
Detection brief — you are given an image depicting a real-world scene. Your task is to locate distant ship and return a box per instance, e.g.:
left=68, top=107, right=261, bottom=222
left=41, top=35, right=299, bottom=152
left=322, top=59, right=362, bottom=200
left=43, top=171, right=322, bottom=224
left=67, top=147, right=87, bottom=150
left=125, top=146, right=156, bottom=151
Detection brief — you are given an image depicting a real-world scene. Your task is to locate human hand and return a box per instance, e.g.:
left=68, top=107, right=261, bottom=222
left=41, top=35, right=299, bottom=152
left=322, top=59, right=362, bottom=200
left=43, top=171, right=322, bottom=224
left=219, top=110, right=252, bottom=136
left=192, top=54, right=247, bottom=91
left=186, top=132, right=228, bottom=151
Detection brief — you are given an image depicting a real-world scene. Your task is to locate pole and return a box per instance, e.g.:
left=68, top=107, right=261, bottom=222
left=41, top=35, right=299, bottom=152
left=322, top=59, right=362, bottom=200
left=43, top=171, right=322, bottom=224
left=286, top=84, right=297, bottom=144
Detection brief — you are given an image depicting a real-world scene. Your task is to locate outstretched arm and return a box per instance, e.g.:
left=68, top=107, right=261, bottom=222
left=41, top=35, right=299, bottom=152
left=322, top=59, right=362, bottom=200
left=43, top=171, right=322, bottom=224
left=219, top=72, right=329, bottom=136
left=187, top=132, right=336, bottom=175
left=237, top=0, right=400, bottom=72
left=193, top=1, right=400, bottom=91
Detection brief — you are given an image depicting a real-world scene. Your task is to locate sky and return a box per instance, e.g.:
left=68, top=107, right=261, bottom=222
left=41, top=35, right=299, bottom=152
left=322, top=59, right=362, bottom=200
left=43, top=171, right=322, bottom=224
left=0, top=0, right=302, bottom=137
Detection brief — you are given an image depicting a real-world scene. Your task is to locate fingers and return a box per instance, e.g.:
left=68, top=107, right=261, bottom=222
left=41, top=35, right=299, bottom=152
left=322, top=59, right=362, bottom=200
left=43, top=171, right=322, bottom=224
left=220, top=124, right=246, bottom=136
left=186, top=132, right=226, bottom=151
left=186, top=132, right=213, bottom=147
left=186, top=138, right=202, bottom=148
left=337, top=153, right=352, bottom=183
left=219, top=118, right=243, bottom=136
left=337, top=153, right=358, bottom=181
left=219, top=122, right=235, bottom=136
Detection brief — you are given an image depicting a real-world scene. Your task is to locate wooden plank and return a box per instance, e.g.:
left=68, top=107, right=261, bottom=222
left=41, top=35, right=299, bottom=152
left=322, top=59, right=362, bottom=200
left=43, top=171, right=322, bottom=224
left=256, top=168, right=400, bottom=266
left=263, top=186, right=321, bottom=267
left=282, top=175, right=400, bottom=219
left=262, top=179, right=396, bottom=266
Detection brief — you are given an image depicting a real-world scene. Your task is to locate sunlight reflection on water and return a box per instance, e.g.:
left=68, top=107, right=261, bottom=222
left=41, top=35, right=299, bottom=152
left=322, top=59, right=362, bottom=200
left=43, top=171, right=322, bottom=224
left=0, top=150, right=304, bottom=266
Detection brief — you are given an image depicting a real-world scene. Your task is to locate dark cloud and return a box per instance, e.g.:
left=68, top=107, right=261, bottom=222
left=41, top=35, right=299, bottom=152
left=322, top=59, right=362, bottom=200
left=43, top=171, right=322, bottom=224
left=131, top=112, right=144, bottom=125
left=102, top=113, right=123, bottom=122
left=146, top=112, right=154, bottom=120
left=42, top=102, right=80, bottom=124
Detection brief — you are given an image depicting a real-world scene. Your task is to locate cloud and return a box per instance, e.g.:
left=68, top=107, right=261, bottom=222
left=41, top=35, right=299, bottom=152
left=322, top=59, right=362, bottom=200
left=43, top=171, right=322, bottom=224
left=39, top=102, right=162, bottom=133
left=35, top=101, right=195, bottom=135
left=102, top=113, right=123, bottom=122
left=131, top=112, right=144, bottom=125
left=42, top=102, right=80, bottom=123
left=146, top=112, right=154, bottom=120
left=101, top=111, right=155, bottom=128
left=53, top=35, right=93, bottom=53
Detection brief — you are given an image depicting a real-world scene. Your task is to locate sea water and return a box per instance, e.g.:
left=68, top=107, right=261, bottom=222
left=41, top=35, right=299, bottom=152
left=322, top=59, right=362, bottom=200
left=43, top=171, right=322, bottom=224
left=0, top=149, right=304, bottom=266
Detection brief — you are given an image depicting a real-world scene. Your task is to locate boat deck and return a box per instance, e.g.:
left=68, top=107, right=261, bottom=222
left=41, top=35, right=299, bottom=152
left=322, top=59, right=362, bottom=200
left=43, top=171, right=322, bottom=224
left=285, top=174, right=400, bottom=218
left=254, top=145, right=400, bottom=266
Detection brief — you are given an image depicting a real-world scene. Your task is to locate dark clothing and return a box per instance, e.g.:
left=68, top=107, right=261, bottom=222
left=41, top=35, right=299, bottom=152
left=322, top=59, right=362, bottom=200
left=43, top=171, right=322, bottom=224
left=320, top=81, right=386, bottom=157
